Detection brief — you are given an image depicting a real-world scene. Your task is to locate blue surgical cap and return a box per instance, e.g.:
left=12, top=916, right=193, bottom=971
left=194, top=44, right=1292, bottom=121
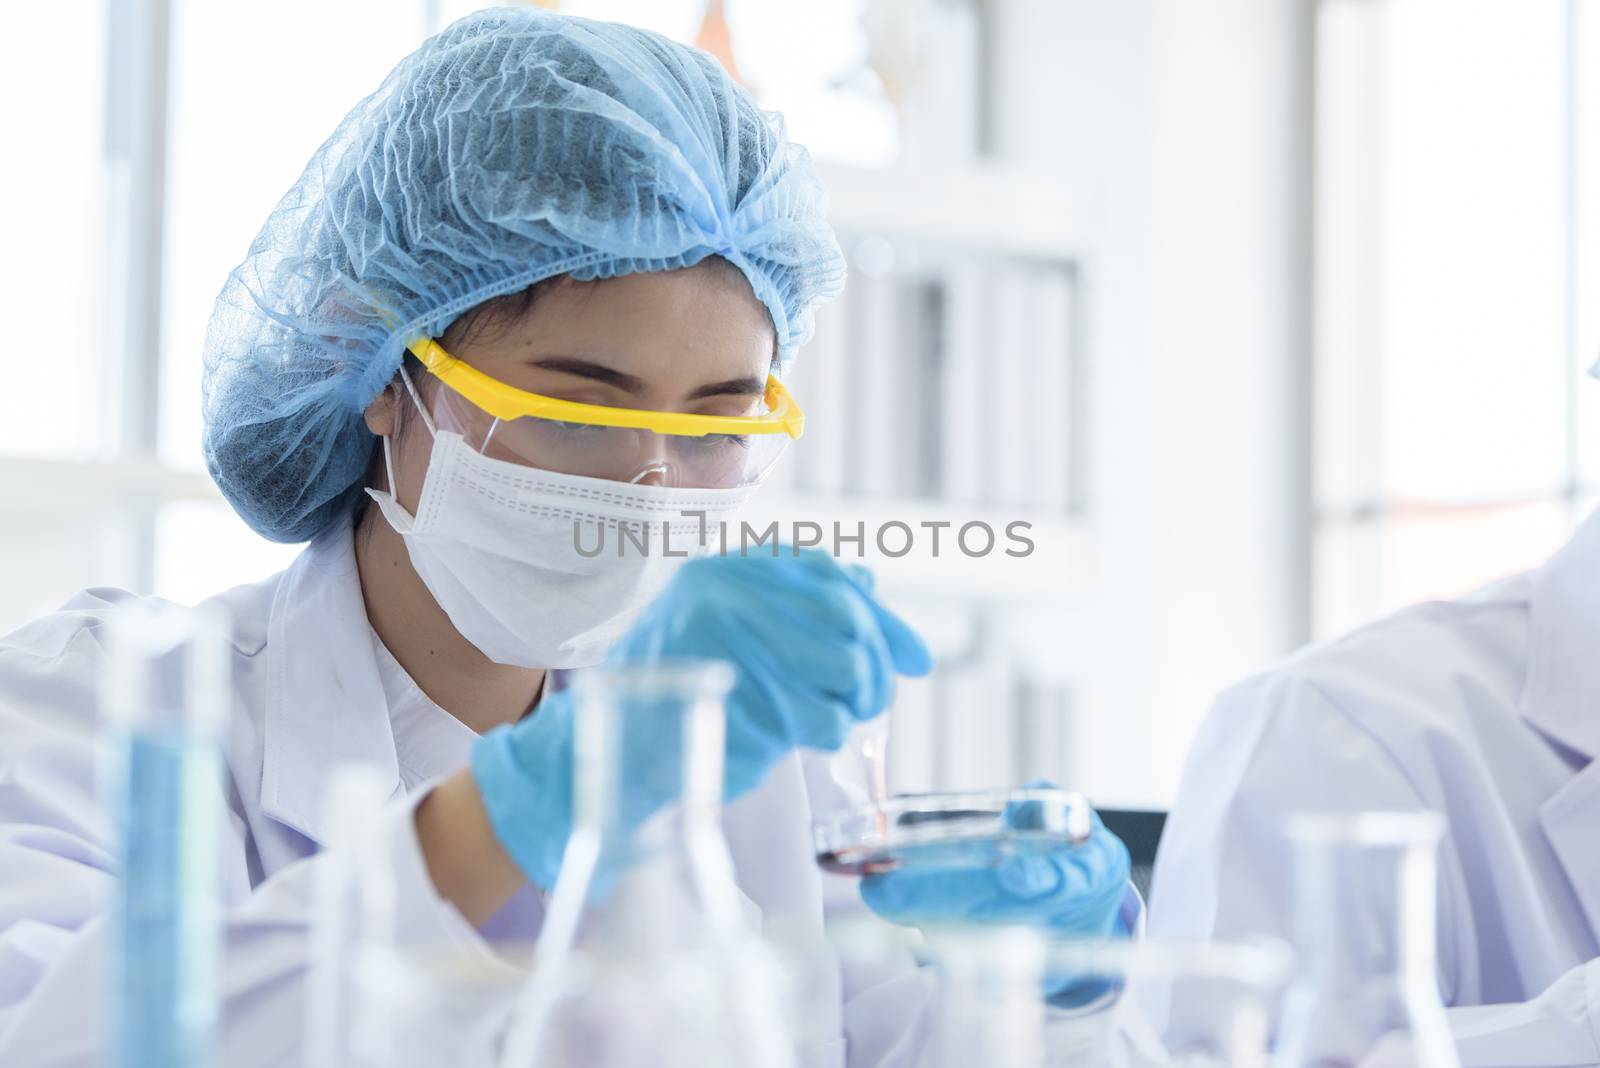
left=202, top=8, right=845, bottom=543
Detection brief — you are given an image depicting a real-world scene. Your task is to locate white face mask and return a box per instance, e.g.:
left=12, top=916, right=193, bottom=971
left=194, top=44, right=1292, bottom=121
left=366, top=376, right=758, bottom=669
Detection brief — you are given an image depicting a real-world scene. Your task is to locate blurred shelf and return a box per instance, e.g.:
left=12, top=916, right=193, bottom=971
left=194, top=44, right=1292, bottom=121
left=2, top=454, right=217, bottom=514
left=818, top=161, right=1080, bottom=263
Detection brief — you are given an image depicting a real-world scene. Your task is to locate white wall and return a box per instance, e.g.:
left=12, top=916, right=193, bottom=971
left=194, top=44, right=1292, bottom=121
left=993, top=0, right=1311, bottom=804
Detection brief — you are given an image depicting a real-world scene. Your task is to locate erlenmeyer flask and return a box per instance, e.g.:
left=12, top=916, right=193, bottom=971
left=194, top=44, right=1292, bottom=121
left=927, top=927, right=1050, bottom=1068
left=499, top=660, right=794, bottom=1068
left=1272, top=812, right=1460, bottom=1068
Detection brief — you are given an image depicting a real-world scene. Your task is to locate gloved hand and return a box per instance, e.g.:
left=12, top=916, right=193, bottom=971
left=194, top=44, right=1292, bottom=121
left=470, top=686, right=580, bottom=891
left=470, top=550, right=933, bottom=889
left=605, top=551, right=934, bottom=800
left=859, top=784, right=1132, bottom=1001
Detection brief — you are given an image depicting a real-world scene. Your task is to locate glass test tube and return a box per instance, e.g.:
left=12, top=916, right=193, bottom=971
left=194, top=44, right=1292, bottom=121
left=101, top=600, right=230, bottom=1068
left=308, top=765, right=392, bottom=1068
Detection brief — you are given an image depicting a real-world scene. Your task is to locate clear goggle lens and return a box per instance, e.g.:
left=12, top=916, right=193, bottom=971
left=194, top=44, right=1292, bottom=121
left=426, top=375, right=789, bottom=489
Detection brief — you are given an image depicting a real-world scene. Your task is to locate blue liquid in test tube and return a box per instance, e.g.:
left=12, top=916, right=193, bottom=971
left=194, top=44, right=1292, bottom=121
left=110, top=729, right=222, bottom=1068
left=102, top=603, right=229, bottom=1068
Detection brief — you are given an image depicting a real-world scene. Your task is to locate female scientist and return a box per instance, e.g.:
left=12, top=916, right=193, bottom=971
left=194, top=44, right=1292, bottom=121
left=0, top=10, right=1130, bottom=1065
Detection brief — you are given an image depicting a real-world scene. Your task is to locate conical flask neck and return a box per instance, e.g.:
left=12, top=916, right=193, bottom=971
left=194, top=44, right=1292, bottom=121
left=1294, top=833, right=1439, bottom=985
left=569, top=829, right=743, bottom=953
left=1275, top=814, right=1460, bottom=1068
left=572, top=673, right=723, bottom=838
left=539, top=662, right=742, bottom=958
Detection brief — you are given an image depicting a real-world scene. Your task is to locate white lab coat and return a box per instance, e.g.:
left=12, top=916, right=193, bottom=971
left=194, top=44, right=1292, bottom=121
left=1149, top=507, right=1600, bottom=1066
left=0, top=519, right=1118, bottom=1066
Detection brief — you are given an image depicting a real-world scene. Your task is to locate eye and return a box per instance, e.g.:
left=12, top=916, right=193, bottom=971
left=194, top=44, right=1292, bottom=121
left=669, top=433, right=750, bottom=459
left=549, top=420, right=608, bottom=434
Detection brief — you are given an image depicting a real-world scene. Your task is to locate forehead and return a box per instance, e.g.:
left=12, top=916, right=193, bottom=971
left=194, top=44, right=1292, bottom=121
left=465, top=260, right=776, bottom=383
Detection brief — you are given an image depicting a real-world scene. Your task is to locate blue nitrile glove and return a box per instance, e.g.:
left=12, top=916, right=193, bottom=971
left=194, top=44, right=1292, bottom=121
left=470, top=688, right=579, bottom=892
left=859, top=782, right=1132, bottom=1002
left=470, top=550, right=933, bottom=889
left=605, top=551, right=933, bottom=801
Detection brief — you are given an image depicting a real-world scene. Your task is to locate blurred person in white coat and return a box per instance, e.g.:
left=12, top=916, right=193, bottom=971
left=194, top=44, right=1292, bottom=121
left=1152, top=468, right=1600, bottom=1057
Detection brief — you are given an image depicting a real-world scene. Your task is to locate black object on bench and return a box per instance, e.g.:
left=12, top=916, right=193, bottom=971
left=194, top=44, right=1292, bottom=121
left=1097, top=809, right=1168, bottom=902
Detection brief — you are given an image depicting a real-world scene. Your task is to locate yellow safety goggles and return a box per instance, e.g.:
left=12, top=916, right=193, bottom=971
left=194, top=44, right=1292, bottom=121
left=407, top=337, right=804, bottom=489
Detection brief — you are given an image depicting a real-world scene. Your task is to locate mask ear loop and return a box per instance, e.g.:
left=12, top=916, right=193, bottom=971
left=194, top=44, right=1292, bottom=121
left=397, top=364, right=436, bottom=435
left=382, top=365, right=438, bottom=495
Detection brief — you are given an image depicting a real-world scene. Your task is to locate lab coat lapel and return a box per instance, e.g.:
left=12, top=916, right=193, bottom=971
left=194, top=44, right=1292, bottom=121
left=1522, top=506, right=1600, bottom=945
left=1520, top=506, right=1600, bottom=759
left=258, top=518, right=400, bottom=845
left=1536, top=763, right=1600, bottom=948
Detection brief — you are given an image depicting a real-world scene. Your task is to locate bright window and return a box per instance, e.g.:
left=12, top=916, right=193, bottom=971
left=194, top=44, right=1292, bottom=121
left=1313, top=0, right=1600, bottom=637
left=0, top=5, right=110, bottom=461
left=430, top=0, right=900, bottom=166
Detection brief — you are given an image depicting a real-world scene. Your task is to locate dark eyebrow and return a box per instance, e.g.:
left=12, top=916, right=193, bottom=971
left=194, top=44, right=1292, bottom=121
left=686, top=375, right=766, bottom=400
left=529, top=357, right=644, bottom=393
left=529, top=356, right=764, bottom=402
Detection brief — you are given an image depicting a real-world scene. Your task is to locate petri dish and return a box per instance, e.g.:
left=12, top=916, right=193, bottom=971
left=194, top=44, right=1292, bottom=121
left=813, top=787, right=1095, bottom=876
